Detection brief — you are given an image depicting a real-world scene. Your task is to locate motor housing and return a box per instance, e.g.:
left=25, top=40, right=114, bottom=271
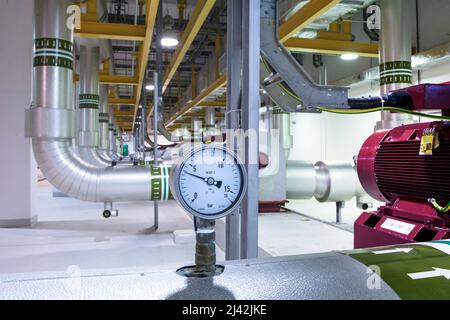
left=355, top=122, right=450, bottom=248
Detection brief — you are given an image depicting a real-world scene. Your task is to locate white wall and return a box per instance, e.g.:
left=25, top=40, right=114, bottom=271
left=0, top=0, right=37, bottom=227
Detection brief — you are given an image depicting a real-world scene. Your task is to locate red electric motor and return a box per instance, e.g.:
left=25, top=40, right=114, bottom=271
left=355, top=121, right=450, bottom=248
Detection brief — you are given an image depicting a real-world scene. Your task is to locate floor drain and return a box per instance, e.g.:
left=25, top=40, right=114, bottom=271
left=176, top=265, right=225, bottom=278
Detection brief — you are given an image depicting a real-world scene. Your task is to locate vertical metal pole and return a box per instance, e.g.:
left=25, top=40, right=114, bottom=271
left=240, top=0, right=260, bottom=259
left=225, top=0, right=243, bottom=261
left=141, top=73, right=147, bottom=161
left=336, top=201, right=344, bottom=224
left=153, top=71, right=159, bottom=230
left=148, top=1, right=163, bottom=231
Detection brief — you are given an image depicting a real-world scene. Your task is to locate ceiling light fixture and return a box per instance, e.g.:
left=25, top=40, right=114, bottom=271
left=340, top=53, right=359, bottom=61
left=145, top=84, right=155, bottom=91
left=161, top=35, right=179, bottom=48
left=161, top=9, right=178, bottom=48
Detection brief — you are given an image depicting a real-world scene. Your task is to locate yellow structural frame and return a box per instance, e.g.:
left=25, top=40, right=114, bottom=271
left=109, top=98, right=136, bottom=106
left=162, top=0, right=216, bottom=93
left=132, top=0, right=160, bottom=131
left=76, top=0, right=378, bottom=130
left=284, top=37, right=379, bottom=58
left=279, top=0, right=342, bottom=43
left=165, top=73, right=227, bottom=127
left=75, top=21, right=147, bottom=41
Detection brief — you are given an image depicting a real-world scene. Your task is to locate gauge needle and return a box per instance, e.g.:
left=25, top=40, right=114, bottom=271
left=185, top=172, right=207, bottom=181
left=186, top=172, right=222, bottom=189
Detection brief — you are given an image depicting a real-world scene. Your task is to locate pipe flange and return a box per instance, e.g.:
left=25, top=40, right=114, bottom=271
left=176, top=265, right=225, bottom=278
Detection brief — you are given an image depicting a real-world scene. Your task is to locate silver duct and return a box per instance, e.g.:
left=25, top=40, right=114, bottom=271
left=271, top=109, right=292, bottom=159
left=286, top=160, right=372, bottom=210
left=205, top=108, right=216, bottom=127
left=27, top=0, right=170, bottom=203
left=98, top=84, right=112, bottom=160
left=108, top=105, right=116, bottom=156
left=78, top=45, right=110, bottom=166
left=204, top=108, right=219, bottom=137
left=191, top=118, right=203, bottom=141
left=376, top=0, right=414, bottom=130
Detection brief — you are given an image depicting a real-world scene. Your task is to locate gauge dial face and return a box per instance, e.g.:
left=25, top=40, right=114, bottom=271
left=175, top=145, right=246, bottom=219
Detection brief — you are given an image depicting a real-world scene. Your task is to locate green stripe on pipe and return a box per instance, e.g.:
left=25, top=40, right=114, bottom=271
left=151, top=166, right=162, bottom=201
left=79, top=94, right=99, bottom=109
left=35, top=38, right=73, bottom=53
left=167, top=166, right=173, bottom=200
left=379, top=60, right=412, bottom=85
left=163, top=166, right=168, bottom=200
left=34, top=50, right=73, bottom=59
left=33, top=56, right=73, bottom=69
left=380, top=75, right=412, bottom=85
left=379, top=61, right=411, bottom=72
left=80, top=94, right=99, bottom=100
left=33, top=38, right=73, bottom=70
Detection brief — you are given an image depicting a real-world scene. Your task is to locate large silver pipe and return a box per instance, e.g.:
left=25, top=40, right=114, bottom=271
left=28, top=0, right=170, bottom=203
left=271, top=108, right=292, bottom=160
left=97, top=84, right=112, bottom=161
left=78, top=45, right=110, bottom=166
left=286, top=160, right=372, bottom=209
left=205, top=108, right=216, bottom=127
left=376, top=0, right=414, bottom=130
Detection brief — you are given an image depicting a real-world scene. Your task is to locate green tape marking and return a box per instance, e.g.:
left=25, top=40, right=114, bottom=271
left=151, top=166, right=162, bottom=201
left=33, top=38, right=73, bottom=69
left=346, top=242, right=450, bottom=300
left=79, top=94, right=99, bottom=109
left=150, top=165, right=172, bottom=201
left=379, top=60, right=412, bottom=85
left=379, top=61, right=411, bottom=72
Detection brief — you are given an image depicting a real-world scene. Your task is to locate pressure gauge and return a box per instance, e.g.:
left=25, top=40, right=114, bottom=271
left=170, top=144, right=247, bottom=220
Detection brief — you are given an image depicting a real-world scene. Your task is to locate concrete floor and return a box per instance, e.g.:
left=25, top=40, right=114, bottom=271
left=0, top=181, right=353, bottom=277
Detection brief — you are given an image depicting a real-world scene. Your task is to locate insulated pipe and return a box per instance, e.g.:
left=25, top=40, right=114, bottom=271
left=205, top=108, right=216, bottom=127
left=78, top=45, right=110, bottom=166
left=376, top=0, right=414, bottom=130
left=271, top=108, right=292, bottom=159
left=204, top=108, right=219, bottom=137
left=286, top=160, right=372, bottom=209
left=28, top=0, right=170, bottom=203
left=108, top=106, right=116, bottom=156
left=97, top=84, right=111, bottom=160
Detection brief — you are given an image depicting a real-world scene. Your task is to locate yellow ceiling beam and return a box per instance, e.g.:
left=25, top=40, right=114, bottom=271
left=165, top=73, right=227, bottom=127
left=109, top=98, right=136, bottom=106
left=100, top=75, right=139, bottom=85
left=182, top=111, right=225, bottom=118
left=132, top=0, right=160, bottom=131
left=316, top=30, right=353, bottom=42
left=75, top=21, right=147, bottom=41
left=198, top=101, right=226, bottom=107
left=279, top=0, right=342, bottom=43
left=284, top=38, right=379, bottom=58
left=73, top=74, right=139, bottom=85
left=162, top=0, right=216, bottom=93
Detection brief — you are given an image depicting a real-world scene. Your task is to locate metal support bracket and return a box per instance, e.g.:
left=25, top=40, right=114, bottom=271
left=260, top=0, right=349, bottom=112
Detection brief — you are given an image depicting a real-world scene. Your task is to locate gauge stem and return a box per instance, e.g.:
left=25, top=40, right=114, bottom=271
left=195, top=218, right=217, bottom=275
